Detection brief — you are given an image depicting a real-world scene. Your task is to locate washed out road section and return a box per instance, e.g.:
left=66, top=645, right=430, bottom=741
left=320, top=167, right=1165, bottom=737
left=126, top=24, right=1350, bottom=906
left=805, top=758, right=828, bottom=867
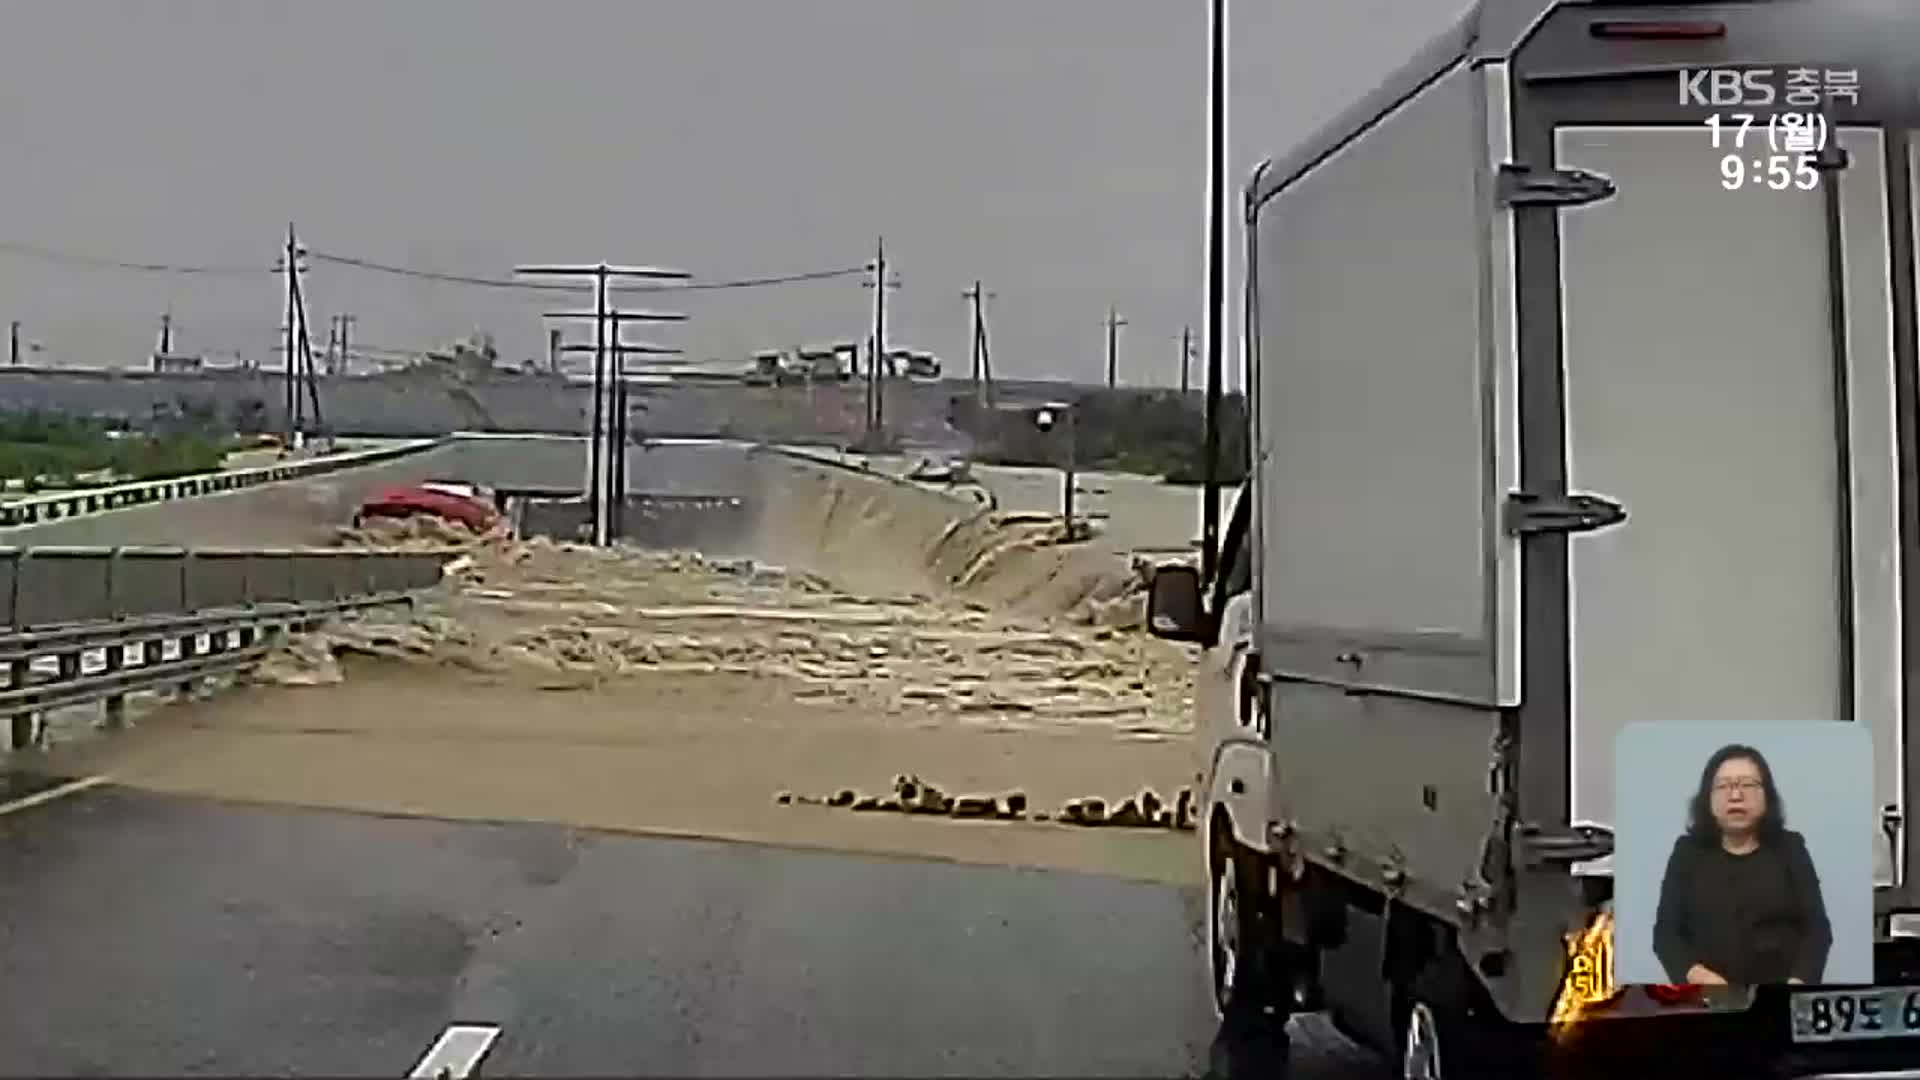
left=35, top=456, right=1205, bottom=884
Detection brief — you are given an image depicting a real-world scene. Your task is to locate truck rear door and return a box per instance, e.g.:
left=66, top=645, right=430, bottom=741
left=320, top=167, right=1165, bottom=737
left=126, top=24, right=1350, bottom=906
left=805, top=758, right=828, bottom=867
left=1553, top=124, right=1905, bottom=887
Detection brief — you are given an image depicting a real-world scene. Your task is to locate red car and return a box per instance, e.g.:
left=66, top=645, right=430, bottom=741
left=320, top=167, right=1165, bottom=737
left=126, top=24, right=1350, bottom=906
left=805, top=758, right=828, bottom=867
left=354, top=483, right=499, bottom=533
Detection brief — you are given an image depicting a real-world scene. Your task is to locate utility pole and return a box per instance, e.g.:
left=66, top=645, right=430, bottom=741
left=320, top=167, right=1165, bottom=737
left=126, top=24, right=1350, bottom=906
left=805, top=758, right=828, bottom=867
left=277, top=223, right=306, bottom=444
left=284, top=243, right=324, bottom=445
left=324, top=317, right=339, bottom=377
left=1200, top=0, right=1229, bottom=583
left=871, top=238, right=886, bottom=434
left=554, top=323, right=684, bottom=541
left=9, top=321, right=19, bottom=367
left=1179, top=325, right=1194, bottom=395
left=158, top=311, right=173, bottom=356
left=1104, top=306, right=1127, bottom=388
left=335, top=313, right=355, bottom=377
left=548, top=328, right=563, bottom=374
left=521, top=259, right=691, bottom=547
left=978, top=310, right=996, bottom=408
left=861, top=237, right=900, bottom=441
left=965, top=281, right=985, bottom=386
left=963, top=280, right=997, bottom=407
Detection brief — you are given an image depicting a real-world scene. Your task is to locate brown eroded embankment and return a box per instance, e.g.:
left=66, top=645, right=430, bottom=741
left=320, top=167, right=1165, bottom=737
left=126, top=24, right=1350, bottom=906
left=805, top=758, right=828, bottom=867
left=37, top=450, right=1206, bottom=883
left=741, top=449, right=1160, bottom=623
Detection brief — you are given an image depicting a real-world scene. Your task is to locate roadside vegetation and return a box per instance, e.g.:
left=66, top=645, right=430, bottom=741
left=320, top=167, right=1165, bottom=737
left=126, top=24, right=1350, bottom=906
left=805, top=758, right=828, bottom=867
left=0, top=406, right=238, bottom=492
left=956, top=389, right=1250, bottom=486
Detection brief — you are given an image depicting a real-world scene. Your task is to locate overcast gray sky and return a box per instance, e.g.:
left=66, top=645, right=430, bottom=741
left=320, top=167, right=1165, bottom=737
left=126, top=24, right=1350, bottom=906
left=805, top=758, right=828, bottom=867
left=0, top=0, right=1466, bottom=386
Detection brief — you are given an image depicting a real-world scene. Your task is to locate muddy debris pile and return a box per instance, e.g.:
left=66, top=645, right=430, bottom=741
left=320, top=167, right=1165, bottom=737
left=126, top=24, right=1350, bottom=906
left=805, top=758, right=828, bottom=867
left=243, top=610, right=490, bottom=688
left=251, top=540, right=1197, bottom=732
left=1066, top=554, right=1173, bottom=632
left=333, top=514, right=508, bottom=552
left=777, top=773, right=1198, bottom=832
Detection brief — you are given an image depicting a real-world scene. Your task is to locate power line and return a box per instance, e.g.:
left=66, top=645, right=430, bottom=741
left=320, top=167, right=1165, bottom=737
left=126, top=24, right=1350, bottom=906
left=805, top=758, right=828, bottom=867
left=307, top=250, right=866, bottom=292
left=0, top=240, right=267, bottom=276
left=651, top=266, right=867, bottom=291
left=0, top=238, right=869, bottom=293
left=304, top=251, right=571, bottom=291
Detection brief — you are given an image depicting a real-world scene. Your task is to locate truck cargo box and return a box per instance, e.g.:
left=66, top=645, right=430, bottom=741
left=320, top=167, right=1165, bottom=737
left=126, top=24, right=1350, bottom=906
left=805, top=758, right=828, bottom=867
left=1152, top=0, right=1920, bottom=1074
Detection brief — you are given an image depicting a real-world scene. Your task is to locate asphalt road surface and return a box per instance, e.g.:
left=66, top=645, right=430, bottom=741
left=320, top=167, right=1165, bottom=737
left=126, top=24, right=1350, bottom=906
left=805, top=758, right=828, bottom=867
left=0, top=772, right=1379, bottom=1078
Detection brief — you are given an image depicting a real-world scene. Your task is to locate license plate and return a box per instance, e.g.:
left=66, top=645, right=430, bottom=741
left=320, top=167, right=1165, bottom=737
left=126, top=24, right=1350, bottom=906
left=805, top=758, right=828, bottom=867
left=1790, top=986, right=1920, bottom=1043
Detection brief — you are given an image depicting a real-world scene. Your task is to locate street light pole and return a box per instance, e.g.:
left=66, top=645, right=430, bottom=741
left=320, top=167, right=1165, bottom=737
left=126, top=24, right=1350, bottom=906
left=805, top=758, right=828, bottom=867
left=1025, top=401, right=1078, bottom=539
left=1062, top=408, right=1078, bottom=538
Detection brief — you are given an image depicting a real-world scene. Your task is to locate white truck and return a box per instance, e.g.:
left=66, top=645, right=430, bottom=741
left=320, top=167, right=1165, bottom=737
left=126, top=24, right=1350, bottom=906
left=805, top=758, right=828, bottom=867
left=1148, top=1, right=1920, bottom=1075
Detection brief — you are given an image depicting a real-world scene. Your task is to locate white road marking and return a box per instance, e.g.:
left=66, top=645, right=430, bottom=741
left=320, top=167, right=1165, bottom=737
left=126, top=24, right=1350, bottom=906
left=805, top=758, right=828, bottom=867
left=0, top=774, right=109, bottom=818
left=408, top=1024, right=501, bottom=1079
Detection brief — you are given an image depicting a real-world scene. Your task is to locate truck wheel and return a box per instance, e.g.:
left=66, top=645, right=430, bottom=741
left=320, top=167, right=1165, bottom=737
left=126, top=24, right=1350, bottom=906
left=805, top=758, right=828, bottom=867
left=1397, top=999, right=1442, bottom=1080
left=1390, top=960, right=1504, bottom=1080
left=1209, top=826, right=1285, bottom=1027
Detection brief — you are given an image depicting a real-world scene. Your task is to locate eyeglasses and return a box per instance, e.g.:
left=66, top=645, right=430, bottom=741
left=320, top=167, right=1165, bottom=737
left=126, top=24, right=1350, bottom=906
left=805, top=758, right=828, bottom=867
left=1713, top=779, right=1764, bottom=795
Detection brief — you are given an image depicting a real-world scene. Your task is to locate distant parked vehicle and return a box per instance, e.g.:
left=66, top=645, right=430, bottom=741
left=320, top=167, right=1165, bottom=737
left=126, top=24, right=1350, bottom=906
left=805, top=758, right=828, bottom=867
left=796, top=344, right=851, bottom=382
left=747, top=349, right=788, bottom=386
left=906, top=456, right=971, bottom=484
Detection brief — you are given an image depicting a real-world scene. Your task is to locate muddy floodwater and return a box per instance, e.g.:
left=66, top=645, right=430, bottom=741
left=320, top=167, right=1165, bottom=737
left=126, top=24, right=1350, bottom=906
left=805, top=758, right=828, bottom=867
left=37, top=461, right=1211, bottom=884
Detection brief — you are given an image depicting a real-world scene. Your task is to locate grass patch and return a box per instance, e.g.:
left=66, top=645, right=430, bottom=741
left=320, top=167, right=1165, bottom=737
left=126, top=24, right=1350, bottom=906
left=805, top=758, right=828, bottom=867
left=0, top=408, right=237, bottom=490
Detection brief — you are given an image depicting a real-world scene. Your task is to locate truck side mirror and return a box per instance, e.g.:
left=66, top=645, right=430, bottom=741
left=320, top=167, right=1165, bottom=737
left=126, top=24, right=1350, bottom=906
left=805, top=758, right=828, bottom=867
left=1146, top=564, right=1208, bottom=643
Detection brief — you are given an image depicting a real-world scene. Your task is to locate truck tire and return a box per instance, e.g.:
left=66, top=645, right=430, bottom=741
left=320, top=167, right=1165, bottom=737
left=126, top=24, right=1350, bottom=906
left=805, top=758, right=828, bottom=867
left=1390, top=957, right=1507, bottom=1080
left=1209, top=823, right=1287, bottom=1028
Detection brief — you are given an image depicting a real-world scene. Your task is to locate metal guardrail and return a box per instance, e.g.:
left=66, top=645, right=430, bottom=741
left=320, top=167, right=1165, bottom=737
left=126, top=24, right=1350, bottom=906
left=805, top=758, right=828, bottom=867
left=0, top=546, right=447, bottom=628
left=0, top=438, right=445, bottom=529
left=0, top=545, right=454, bottom=751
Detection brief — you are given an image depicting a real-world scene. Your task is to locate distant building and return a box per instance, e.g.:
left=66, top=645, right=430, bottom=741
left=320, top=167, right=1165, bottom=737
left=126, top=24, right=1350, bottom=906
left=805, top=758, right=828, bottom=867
left=795, top=344, right=851, bottom=381
left=150, top=352, right=205, bottom=373
left=891, top=349, right=941, bottom=379
left=424, top=331, right=500, bottom=377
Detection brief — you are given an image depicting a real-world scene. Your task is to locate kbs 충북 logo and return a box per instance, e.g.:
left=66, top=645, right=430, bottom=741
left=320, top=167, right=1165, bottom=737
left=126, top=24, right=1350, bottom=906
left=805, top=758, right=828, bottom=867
left=1678, top=67, right=1860, bottom=109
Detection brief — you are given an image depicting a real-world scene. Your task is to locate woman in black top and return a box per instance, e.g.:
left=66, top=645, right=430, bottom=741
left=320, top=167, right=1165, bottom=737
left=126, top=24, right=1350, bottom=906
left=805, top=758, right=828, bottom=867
left=1652, top=743, right=1832, bottom=987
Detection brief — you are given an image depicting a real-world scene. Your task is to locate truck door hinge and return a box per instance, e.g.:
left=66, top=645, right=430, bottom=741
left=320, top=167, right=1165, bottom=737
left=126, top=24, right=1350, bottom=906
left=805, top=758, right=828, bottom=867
left=1515, top=823, right=1613, bottom=869
left=1503, top=491, right=1627, bottom=537
left=1496, top=163, right=1616, bottom=208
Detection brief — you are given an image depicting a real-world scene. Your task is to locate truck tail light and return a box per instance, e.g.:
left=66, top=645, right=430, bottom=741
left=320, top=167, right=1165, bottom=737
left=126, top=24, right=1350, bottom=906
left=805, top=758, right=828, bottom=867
left=1643, top=983, right=1707, bottom=1005
left=1589, top=20, right=1726, bottom=40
